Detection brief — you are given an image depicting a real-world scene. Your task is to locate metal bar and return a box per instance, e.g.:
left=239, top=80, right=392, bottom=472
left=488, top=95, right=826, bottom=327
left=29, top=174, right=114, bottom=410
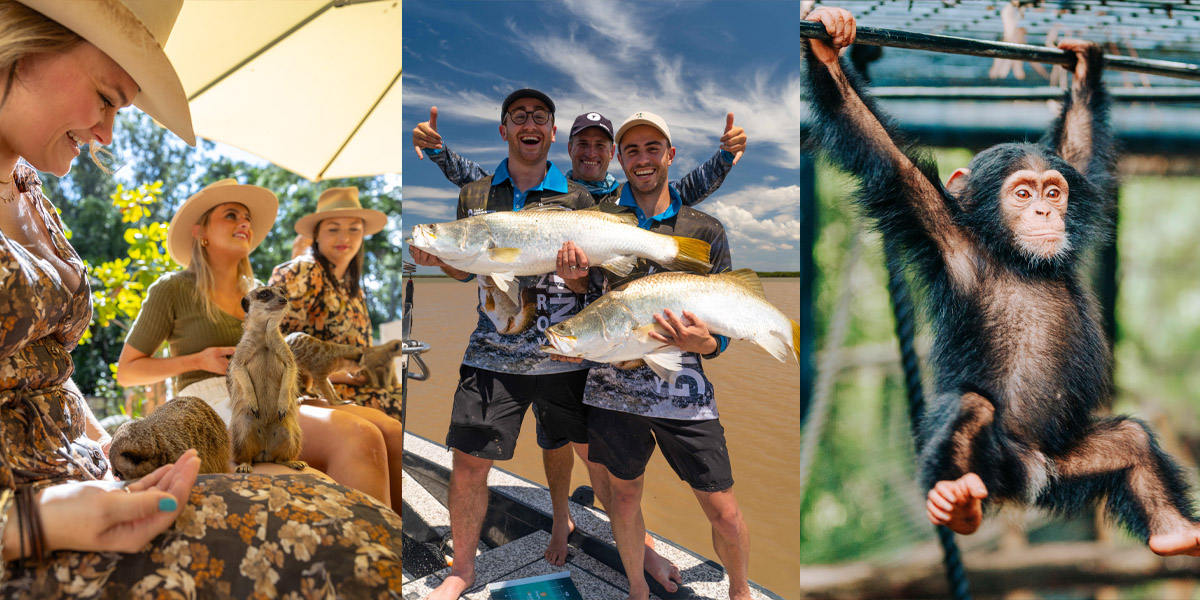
left=799, top=20, right=1200, bottom=82
left=866, top=86, right=1200, bottom=102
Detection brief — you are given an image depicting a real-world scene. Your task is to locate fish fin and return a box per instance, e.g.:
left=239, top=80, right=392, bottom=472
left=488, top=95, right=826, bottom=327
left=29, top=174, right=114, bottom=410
left=758, top=331, right=791, bottom=363
left=519, top=203, right=571, bottom=212
left=667, top=236, right=713, bottom=274
left=599, top=255, right=638, bottom=277
left=719, top=268, right=766, bottom=298
left=643, top=347, right=684, bottom=384
left=631, top=322, right=668, bottom=344
left=491, top=272, right=516, bottom=293
left=488, top=247, right=521, bottom=263
left=791, top=318, right=801, bottom=364
left=582, top=203, right=640, bottom=225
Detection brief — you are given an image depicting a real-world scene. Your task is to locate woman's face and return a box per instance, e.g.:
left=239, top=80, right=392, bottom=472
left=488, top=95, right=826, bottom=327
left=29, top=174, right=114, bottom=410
left=196, top=203, right=254, bottom=258
left=0, top=42, right=136, bottom=176
left=315, top=216, right=365, bottom=268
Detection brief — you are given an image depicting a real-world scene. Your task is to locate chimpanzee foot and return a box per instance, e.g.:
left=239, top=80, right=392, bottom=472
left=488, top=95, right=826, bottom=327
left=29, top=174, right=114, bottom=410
left=1149, top=527, right=1200, bottom=556
left=926, top=473, right=989, bottom=534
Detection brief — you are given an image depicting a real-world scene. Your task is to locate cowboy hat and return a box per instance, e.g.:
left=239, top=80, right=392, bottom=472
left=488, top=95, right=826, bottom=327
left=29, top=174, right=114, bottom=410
left=294, top=187, right=387, bottom=237
left=167, top=179, right=278, bottom=268
left=17, top=0, right=195, bottom=145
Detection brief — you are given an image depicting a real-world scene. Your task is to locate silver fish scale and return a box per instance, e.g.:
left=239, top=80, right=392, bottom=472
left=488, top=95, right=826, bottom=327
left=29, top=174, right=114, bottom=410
left=478, top=211, right=676, bottom=274
left=597, top=272, right=793, bottom=358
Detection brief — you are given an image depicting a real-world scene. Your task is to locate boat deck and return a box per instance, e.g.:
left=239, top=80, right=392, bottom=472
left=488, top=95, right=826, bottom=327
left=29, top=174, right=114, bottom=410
left=401, top=432, right=781, bottom=600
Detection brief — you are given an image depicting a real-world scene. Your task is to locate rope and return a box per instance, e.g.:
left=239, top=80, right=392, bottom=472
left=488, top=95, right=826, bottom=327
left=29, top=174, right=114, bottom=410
left=882, top=242, right=971, bottom=600
left=798, top=229, right=861, bottom=507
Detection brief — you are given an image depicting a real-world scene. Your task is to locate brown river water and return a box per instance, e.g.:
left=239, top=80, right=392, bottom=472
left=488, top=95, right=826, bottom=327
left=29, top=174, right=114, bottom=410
left=402, top=277, right=800, bottom=598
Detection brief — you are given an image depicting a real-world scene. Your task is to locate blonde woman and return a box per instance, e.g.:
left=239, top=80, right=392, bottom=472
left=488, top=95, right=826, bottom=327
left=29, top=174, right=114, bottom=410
left=116, top=180, right=399, bottom=510
left=0, top=0, right=399, bottom=593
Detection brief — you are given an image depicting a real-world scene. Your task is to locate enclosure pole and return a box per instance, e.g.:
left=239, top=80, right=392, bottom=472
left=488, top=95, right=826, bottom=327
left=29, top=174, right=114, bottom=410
left=800, top=151, right=817, bottom=427
left=799, top=21, right=1200, bottom=82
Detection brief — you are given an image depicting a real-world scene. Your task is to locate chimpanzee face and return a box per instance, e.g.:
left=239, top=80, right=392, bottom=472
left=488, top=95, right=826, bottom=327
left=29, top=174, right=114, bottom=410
left=1000, top=168, right=1070, bottom=260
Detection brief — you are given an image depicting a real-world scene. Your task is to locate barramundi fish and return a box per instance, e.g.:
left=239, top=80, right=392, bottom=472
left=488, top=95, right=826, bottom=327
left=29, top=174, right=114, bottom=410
left=407, top=206, right=712, bottom=293
left=540, top=269, right=801, bottom=382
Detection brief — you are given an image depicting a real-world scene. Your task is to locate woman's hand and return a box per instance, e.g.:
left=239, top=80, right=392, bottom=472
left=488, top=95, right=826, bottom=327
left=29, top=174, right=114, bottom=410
left=37, top=449, right=200, bottom=555
left=192, top=346, right=236, bottom=375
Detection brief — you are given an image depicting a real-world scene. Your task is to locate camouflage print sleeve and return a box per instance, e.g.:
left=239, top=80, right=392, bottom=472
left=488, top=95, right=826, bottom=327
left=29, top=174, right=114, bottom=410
left=672, top=150, right=733, bottom=207
left=429, top=144, right=492, bottom=189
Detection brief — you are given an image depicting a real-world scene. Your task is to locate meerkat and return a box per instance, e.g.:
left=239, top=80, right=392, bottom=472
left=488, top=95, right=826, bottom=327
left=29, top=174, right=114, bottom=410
left=287, top=333, right=405, bottom=402
left=109, top=396, right=231, bottom=479
left=226, top=285, right=306, bottom=474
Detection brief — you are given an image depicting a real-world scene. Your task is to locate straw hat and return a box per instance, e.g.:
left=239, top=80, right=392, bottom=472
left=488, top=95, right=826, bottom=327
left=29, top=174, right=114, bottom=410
left=294, top=187, right=387, bottom=237
left=17, top=0, right=195, bottom=145
left=167, top=179, right=278, bottom=268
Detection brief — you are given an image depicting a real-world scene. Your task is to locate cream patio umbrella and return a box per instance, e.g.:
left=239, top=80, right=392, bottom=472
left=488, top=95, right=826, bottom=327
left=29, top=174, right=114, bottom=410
left=164, top=0, right=401, bottom=181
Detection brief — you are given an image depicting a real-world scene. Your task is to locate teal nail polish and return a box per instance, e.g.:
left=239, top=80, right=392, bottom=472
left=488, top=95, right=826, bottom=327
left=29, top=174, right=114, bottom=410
left=158, top=497, right=177, bottom=512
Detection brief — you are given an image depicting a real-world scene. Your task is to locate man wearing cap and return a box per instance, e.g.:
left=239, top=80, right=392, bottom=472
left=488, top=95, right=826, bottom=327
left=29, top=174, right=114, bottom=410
left=579, top=111, right=751, bottom=600
left=412, top=105, right=746, bottom=205
left=411, top=89, right=597, bottom=600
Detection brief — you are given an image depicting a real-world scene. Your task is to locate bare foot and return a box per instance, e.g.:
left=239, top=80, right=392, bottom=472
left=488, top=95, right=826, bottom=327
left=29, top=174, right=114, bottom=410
left=926, top=473, right=988, bottom=534
left=1149, top=525, right=1200, bottom=556
left=644, top=546, right=682, bottom=593
left=545, top=511, right=575, bottom=566
left=425, top=572, right=473, bottom=600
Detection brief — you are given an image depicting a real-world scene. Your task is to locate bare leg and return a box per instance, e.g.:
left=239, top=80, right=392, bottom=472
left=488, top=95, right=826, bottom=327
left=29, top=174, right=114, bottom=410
left=331, top=403, right=404, bottom=511
left=607, top=472, right=649, bottom=600
left=1053, top=418, right=1200, bottom=556
left=576, top=444, right=681, bottom=593
left=693, top=487, right=751, bottom=600
left=922, top=392, right=995, bottom=534
left=926, top=473, right=988, bottom=534
left=426, top=449, right=492, bottom=600
left=297, top=404, right=389, bottom=506
left=543, top=444, right=576, bottom=566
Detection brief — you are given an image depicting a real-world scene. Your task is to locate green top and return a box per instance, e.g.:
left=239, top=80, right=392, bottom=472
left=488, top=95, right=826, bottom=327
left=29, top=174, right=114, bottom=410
left=124, top=270, right=244, bottom=392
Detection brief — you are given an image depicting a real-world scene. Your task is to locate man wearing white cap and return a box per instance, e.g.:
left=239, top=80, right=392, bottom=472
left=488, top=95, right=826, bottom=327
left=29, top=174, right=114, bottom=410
left=580, top=111, right=751, bottom=600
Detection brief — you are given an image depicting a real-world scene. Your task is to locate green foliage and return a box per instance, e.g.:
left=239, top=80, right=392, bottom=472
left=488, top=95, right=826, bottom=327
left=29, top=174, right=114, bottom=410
left=41, top=111, right=401, bottom=405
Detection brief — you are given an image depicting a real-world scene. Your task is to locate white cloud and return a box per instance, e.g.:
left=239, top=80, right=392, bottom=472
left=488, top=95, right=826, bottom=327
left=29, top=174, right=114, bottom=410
left=401, top=185, right=459, bottom=201
left=401, top=198, right=456, bottom=221
left=711, top=184, right=801, bottom=217
left=707, top=200, right=801, bottom=245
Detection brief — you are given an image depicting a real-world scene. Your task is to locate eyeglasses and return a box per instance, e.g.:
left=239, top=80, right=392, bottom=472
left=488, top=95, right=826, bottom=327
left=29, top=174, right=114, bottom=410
left=506, top=108, right=551, bottom=126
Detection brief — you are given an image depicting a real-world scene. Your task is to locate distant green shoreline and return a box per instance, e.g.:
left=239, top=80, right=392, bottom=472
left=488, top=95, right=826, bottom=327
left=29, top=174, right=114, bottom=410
left=408, top=271, right=800, bottom=278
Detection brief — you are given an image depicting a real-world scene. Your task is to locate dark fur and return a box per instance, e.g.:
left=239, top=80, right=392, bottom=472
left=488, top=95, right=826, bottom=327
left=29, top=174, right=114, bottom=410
left=805, top=41, right=1196, bottom=540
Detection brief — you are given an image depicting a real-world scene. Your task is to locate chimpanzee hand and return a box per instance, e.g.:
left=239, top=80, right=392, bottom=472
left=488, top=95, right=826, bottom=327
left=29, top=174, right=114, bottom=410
left=804, top=7, right=857, bottom=65
left=1057, top=39, right=1100, bottom=83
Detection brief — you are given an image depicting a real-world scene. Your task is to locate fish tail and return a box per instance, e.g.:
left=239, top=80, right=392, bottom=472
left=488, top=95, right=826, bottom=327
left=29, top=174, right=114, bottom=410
left=668, top=236, right=713, bottom=273
left=791, top=318, right=801, bottom=364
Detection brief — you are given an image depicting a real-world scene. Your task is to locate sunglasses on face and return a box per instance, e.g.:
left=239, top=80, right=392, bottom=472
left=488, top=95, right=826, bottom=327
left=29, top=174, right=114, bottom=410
left=506, top=108, right=551, bottom=126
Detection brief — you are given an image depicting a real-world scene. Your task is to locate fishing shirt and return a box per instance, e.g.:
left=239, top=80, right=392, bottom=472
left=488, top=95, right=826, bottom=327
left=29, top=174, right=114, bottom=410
left=427, top=144, right=735, bottom=206
left=457, top=160, right=596, bottom=375
left=581, top=185, right=734, bottom=420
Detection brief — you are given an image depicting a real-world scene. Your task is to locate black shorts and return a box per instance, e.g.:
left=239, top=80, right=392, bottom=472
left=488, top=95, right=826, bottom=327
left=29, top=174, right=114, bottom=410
left=586, top=406, right=734, bottom=492
left=446, top=365, right=589, bottom=460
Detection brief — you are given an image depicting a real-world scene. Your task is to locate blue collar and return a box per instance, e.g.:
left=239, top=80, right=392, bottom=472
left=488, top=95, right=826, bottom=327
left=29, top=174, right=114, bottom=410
left=493, top=159, right=569, bottom=210
left=618, top=183, right=681, bottom=229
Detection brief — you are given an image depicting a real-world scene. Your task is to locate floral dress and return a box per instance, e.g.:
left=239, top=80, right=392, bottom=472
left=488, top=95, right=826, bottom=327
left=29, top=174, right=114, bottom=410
left=271, top=255, right=403, bottom=421
left=0, top=166, right=402, bottom=598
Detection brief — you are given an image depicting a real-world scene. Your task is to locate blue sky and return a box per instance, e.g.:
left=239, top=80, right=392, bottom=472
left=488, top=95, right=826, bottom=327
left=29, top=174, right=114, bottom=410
left=402, top=0, right=801, bottom=273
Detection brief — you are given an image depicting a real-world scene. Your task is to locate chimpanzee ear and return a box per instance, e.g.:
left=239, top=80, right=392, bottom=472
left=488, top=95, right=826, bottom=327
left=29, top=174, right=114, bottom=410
left=241, top=297, right=250, bottom=313
left=946, top=168, right=971, bottom=197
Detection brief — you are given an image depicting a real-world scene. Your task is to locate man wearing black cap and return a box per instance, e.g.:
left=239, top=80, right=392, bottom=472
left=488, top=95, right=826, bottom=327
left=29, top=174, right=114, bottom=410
left=410, top=89, right=600, bottom=600
left=412, top=104, right=746, bottom=205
